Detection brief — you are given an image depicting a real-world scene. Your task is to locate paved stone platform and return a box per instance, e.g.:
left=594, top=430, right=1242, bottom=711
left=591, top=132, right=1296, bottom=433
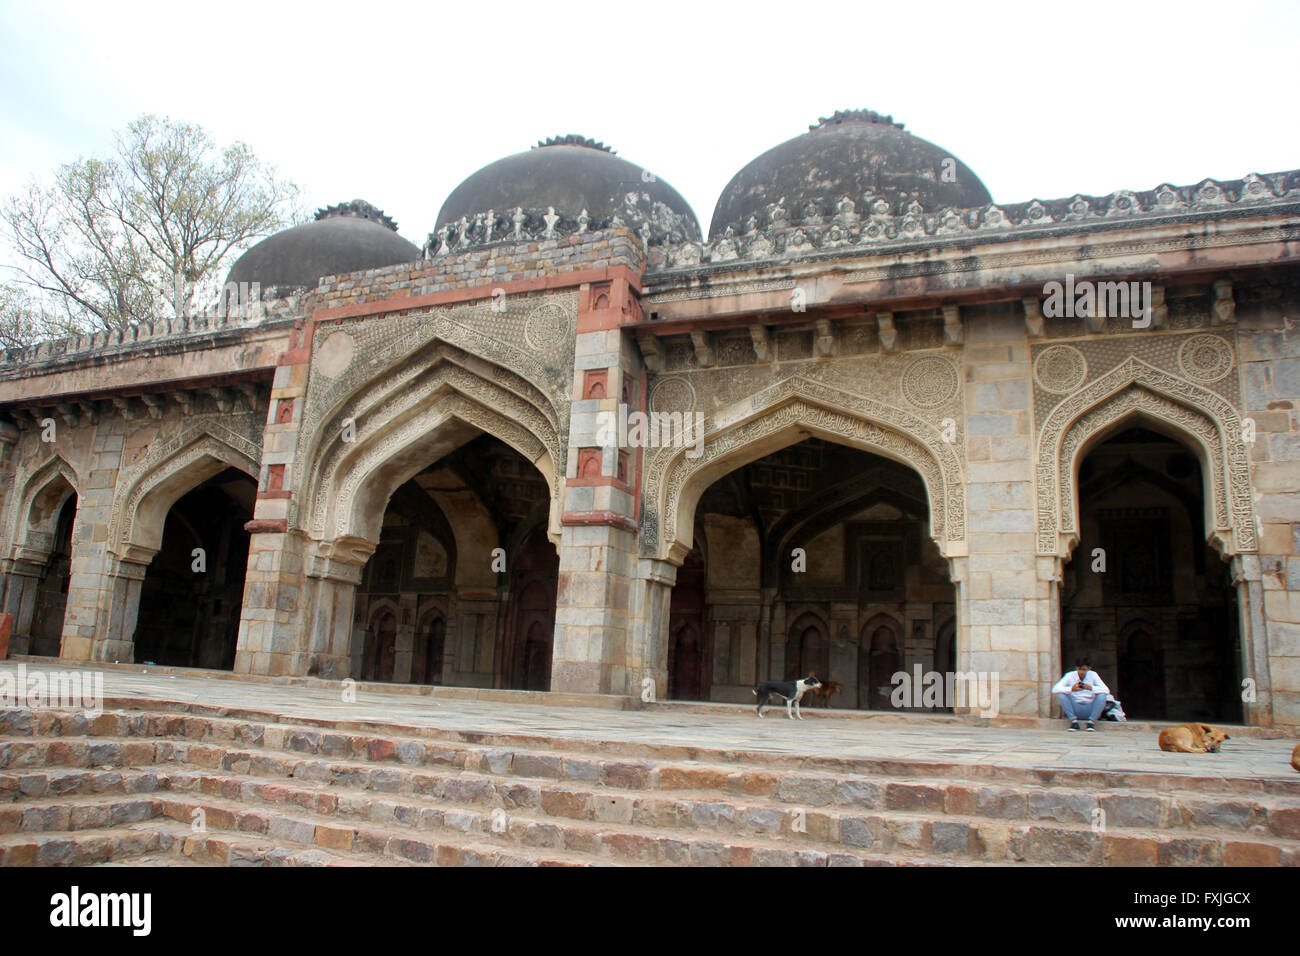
left=4, top=660, right=1296, bottom=781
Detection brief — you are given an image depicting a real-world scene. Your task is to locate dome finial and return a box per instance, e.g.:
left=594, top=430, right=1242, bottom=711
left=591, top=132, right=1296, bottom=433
left=533, top=134, right=617, bottom=154
left=810, top=110, right=904, bottom=131
left=315, top=199, right=399, bottom=232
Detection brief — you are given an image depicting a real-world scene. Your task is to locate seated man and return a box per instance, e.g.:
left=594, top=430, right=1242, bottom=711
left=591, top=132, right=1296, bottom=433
left=1051, top=657, right=1110, bottom=731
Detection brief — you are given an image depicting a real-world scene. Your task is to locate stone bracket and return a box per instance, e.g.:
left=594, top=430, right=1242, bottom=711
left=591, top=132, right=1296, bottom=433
left=690, top=330, right=714, bottom=368
left=876, top=311, right=898, bottom=353
left=942, top=305, right=963, bottom=346
left=1022, top=297, right=1045, bottom=338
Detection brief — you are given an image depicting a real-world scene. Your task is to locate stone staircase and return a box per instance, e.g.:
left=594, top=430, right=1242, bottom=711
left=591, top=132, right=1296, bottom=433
left=2, top=701, right=1297, bottom=867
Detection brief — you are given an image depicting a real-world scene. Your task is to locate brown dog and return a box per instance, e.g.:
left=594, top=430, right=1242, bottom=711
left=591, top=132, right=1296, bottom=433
left=1292, top=742, right=1299, bottom=773
left=1158, top=723, right=1231, bottom=754
left=805, top=675, right=844, bottom=708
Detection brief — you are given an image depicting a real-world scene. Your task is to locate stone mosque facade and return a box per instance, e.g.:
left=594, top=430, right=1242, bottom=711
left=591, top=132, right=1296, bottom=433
left=1, top=111, right=1297, bottom=727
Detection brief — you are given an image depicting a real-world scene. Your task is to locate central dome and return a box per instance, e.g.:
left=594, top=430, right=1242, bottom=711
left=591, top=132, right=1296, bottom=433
left=436, top=136, right=700, bottom=241
left=710, top=110, right=992, bottom=238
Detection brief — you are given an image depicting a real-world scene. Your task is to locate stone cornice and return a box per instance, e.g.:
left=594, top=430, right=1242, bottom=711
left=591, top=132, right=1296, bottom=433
left=640, top=208, right=1300, bottom=315
left=649, top=170, right=1300, bottom=274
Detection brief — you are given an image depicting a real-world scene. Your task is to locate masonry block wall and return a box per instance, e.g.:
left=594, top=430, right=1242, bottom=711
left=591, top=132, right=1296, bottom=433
left=959, top=304, right=1044, bottom=720
left=1237, top=278, right=1300, bottom=726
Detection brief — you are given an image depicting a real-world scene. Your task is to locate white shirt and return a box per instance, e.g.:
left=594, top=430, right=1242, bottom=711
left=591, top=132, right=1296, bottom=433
left=1051, top=670, right=1110, bottom=706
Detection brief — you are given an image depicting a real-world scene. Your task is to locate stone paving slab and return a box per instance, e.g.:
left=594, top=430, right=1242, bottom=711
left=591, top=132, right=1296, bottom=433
left=3, top=662, right=1297, bottom=781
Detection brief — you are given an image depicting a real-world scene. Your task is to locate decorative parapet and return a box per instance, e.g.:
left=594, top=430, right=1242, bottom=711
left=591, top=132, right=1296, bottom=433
left=0, top=292, right=300, bottom=370
left=423, top=192, right=696, bottom=257
left=646, top=170, right=1300, bottom=272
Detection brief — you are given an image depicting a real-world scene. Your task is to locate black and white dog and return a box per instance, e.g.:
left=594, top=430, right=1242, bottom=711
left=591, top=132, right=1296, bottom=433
left=752, top=677, right=821, bottom=720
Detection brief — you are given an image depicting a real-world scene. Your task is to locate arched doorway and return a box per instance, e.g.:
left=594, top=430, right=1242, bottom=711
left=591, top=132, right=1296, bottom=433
left=1060, top=427, right=1241, bottom=722
left=132, top=468, right=255, bottom=669
left=859, top=614, right=902, bottom=711
left=511, top=562, right=557, bottom=692
left=412, top=612, right=446, bottom=685
left=787, top=612, right=829, bottom=681
left=349, top=432, right=555, bottom=690
left=1117, top=620, right=1165, bottom=718
left=661, top=436, right=956, bottom=706
left=28, top=495, right=77, bottom=657
left=667, top=541, right=708, bottom=700
left=363, top=607, right=398, bottom=682
left=521, top=617, right=551, bottom=691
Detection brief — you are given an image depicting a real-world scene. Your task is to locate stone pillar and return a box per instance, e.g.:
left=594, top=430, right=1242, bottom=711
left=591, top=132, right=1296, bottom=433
left=627, top=557, right=676, bottom=701
left=236, top=529, right=369, bottom=679
left=1037, top=555, right=1065, bottom=718
left=59, top=424, right=129, bottom=661
left=1233, top=554, right=1273, bottom=727
left=553, top=520, right=637, bottom=694
left=96, top=556, right=149, bottom=662
left=961, top=323, right=1043, bottom=718
left=302, top=544, right=370, bottom=679
left=235, top=526, right=303, bottom=676
left=551, top=267, right=645, bottom=695
left=0, top=561, right=42, bottom=655
left=234, top=318, right=317, bottom=677
left=0, top=422, right=26, bottom=650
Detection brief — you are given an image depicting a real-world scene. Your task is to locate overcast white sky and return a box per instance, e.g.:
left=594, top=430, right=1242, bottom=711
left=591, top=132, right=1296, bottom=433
left=1, top=0, right=1297, bottom=257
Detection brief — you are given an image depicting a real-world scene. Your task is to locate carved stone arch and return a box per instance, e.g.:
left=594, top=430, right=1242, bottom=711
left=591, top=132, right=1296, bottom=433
left=1036, top=356, right=1255, bottom=558
left=362, top=599, right=401, bottom=682
left=642, top=376, right=964, bottom=564
left=7, top=455, right=80, bottom=564
left=108, top=425, right=259, bottom=562
left=312, top=388, right=561, bottom=546
left=299, top=341, right=561, bottom=512
left=366, top=596, right=401, bottom=627
left=859, top=611, right=904, bottom=711
left=786, top=609, right=831, bottom=680
left=859, top=608, right=905, bottom=639
left=299, top=348, right=564, bottom=546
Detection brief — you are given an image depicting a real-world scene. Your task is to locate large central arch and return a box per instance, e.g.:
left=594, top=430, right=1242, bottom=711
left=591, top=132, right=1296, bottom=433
left=280, top=332, right=568, bottom=681
left=299, top=345, right=565, bottom=545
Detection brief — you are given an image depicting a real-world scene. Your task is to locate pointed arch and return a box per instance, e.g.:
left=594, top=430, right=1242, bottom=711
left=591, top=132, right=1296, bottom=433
left=107, top=422, right=260, bottom=561
left=297, top=343, right=564, bottom=546
left=641, top=376, right=964, bottom=563
left=7, top=454, right=80, bottom=564
left=1036, top=356, right=1255, bottom=558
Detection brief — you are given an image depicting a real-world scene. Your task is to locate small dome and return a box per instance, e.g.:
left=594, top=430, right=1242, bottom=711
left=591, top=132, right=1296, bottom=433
left=226, top=200, right=420, bottom=291
left=710, top=110, right=992, bottom=238
left=436, top=136, right=700, bottom=241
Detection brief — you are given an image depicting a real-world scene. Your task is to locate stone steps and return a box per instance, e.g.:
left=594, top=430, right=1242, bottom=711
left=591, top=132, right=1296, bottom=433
left=2, top=705, right=1297, bottom=866
left=0, top=819, right=396, bottom=867
left=8, top=706, right=1300, bottom=802
left=8, top=720, right=1299, bottom=838
left=5, top=762, right=1295, bottom=867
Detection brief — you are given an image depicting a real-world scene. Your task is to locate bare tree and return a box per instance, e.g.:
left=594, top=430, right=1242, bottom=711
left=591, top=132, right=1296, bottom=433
left=0, top=283, right=81, bottom=349
left=1, top=114, right=302, bottom=344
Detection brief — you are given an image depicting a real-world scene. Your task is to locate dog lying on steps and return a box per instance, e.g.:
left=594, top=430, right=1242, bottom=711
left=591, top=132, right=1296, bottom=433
left=753, top=677, right=820, bottom=719
left=1157, top=723, right=1230, bottom=754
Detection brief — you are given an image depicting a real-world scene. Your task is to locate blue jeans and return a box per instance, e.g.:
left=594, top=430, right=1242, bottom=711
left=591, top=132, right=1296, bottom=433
left=1058, top=693, right=1108, bottom=722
